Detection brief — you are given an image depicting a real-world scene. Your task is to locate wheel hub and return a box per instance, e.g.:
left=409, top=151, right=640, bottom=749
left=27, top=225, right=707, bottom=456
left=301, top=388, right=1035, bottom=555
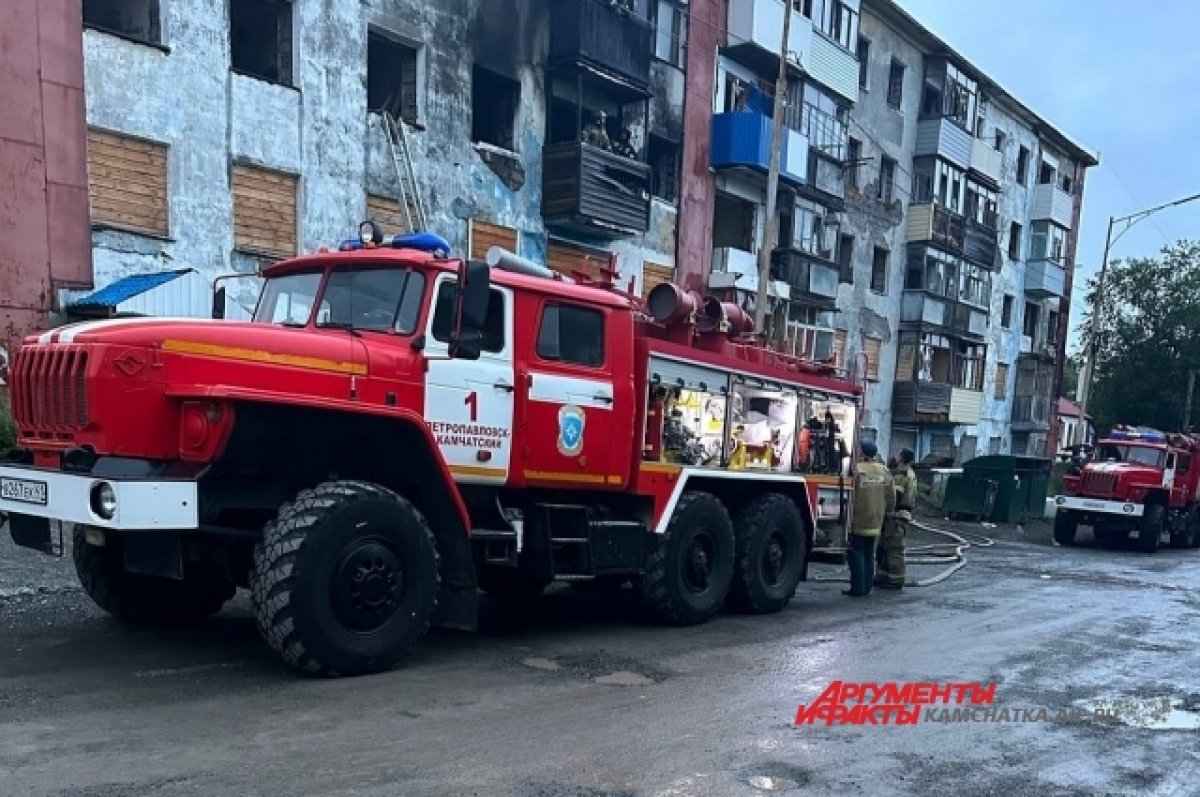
left=762, top=530, right=787, bottom=587
left=332, top=540, right=404, bottom=633
left=684, top=534, right=713, bottom=593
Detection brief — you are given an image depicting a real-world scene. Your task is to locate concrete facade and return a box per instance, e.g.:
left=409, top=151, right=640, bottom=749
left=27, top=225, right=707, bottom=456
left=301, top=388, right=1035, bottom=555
left=79, top=0, right=686, bottom=318
left=0, top=0, right=92, bottom=372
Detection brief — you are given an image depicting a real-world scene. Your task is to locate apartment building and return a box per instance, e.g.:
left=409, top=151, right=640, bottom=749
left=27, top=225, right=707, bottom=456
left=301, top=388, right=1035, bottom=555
left=76, top=0, right=689, bottom=318
left=55, top=0, right=1094, bottom=460
left=703, top=0, right=1095, bottom=459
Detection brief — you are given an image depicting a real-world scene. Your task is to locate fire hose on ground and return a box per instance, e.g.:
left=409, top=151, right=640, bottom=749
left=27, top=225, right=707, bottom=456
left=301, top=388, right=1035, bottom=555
left=812, top=518, right=995, bottom=588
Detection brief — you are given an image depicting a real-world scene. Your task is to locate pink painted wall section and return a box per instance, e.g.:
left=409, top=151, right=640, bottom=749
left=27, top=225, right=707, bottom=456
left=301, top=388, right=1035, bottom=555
left=675, top=0, right=722, bottom=291
left=0, top=0, right=91, bottom=365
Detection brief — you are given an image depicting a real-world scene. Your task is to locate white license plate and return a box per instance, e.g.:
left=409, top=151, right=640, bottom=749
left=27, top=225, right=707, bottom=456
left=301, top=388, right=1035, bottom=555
left=0, top=477, right=48, bottom=506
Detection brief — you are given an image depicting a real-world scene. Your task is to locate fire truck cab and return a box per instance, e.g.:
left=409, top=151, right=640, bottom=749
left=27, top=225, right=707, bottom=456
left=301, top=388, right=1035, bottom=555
left=1053, top=426, right=1200, bottom=552
left=0, top=225, right=861, bottom=675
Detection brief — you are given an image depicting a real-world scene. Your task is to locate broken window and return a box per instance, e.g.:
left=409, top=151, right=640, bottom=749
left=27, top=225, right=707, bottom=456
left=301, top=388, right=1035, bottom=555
left=84, top=0, right=160, bottom=43
left=1023, top=302, right=1040, bottom=339
left=846, top=137, right=861, bottom=189
left=1038, top=162, right=1055, bottom=185
left=1016, top=146, right=1030, bottom=184
left=471, top=66, right=520, bottom=151
left=857, top=37, right=870, bottom=89
left=368, top=33, right=420, bottom=124
left=870, top=247, right=888, bottom=293
left=713, top=192, right=756, bottom=252
left=230, top=0, right=293, bottom=85
left=648, top=135, right=680, bottom=203
left=1001, top=295, right=1014, bottom=328
left=837, top=234, right=854, bottom=283
left=887, top=61, right=904, bottom=109
left=1008, top=222, right=1022, bottom=260
left=653, top=0, right=687, bottom=68
left=878, top=156, right=896, bottom=203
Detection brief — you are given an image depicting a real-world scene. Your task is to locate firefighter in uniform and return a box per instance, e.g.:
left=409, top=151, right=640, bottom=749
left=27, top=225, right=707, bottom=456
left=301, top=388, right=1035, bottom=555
left=846, top=440, right=894, bottom=597
left=877, top=448, right=917, bottom=590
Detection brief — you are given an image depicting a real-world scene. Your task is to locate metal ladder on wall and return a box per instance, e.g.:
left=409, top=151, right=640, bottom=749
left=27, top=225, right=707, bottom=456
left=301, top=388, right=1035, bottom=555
left=381, top=111, right=427, bottom=233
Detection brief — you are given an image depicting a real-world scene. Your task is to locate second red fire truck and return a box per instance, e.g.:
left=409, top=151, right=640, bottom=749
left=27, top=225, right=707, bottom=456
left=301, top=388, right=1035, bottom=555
left=0, top=225, right=861, bottom=675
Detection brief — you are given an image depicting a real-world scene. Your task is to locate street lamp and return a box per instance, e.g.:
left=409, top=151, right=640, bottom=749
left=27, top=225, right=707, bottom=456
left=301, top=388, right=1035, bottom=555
left=1075, top=191, right=1200, bottom=443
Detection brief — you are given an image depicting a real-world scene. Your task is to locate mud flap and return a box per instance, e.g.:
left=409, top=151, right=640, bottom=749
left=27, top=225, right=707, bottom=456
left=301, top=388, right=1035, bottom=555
left=431, top=530, right=479, bottom=631
left=7, top=514, right=63, bottom=556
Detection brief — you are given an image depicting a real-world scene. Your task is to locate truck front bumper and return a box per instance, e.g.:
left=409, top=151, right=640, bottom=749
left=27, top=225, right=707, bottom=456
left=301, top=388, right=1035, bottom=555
left=0, top=464, right=199, bottom=531
left=1054, top=495, right=1144, bottom=518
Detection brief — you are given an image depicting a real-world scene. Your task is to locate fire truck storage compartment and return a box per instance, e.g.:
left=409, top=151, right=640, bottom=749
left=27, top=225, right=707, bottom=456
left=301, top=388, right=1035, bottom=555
left=945, top=455, right=1052, bottom=523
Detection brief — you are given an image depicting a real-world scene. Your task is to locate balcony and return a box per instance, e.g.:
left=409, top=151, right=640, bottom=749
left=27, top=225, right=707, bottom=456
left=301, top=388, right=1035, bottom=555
left=1012, top=395, right=1052, bottom=431
left=893, top=382, right=981, bottom=424
left=542, top=142, right=651, bottom=236
left=907, top=203, right=965, bottom=253
left=549, top=0, right=652, bottom=90
left=1025, top=258, right=1066, bottom=298
left=710, top=112, right=808, bottom=185
left=709, top=246, right=791, bottom=299
left=1032, top=183, right=1074, bottom=227
left=771, top=249, right=839, bottom=305
left=963, top=218, right=999, bottom=268
left=1019, top=335, right=1059, bottom=362
left=726, top=0, right=812, bottom=76
left=808, top=29, right=858, bottom=103
left=914, top=118, right=972, bottom=170
left=902, top=292, right=987, bottom=339
left=969, top=138, right=1002, bottom=184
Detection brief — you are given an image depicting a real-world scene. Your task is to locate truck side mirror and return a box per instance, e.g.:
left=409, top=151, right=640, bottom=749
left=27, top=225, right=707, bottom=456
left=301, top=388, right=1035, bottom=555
left=450, top=259, right=490, bottom=360
left=212, top=287, right=226, bottom=319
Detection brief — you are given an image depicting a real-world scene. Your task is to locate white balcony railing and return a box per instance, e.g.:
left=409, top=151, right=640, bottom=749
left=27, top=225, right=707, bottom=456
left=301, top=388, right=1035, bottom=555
left=1033, top=183, right=1074, bottom=227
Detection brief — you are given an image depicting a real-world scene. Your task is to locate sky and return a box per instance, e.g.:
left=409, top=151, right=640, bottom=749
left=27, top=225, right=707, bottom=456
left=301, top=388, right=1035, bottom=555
left=899, top=0, right=1200, bottom=351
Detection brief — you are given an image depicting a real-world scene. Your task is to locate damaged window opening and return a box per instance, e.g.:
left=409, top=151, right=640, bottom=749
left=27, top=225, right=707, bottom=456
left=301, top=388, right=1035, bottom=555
left=84, top=0, right=160, bottom=44
left=472, top=66, right=520, bottom=151
left=648, top=135, right=680, bottom=203
left=653, top=0, right=687, bottom=68
left=230, top=0, right=293, bottom=86
left=368, top=33, right=420, bottom=125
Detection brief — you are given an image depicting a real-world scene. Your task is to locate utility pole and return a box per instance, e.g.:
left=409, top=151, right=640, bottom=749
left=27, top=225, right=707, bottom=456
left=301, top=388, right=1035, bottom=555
left=752, top=0, right=793, bottom=336
left=1075, top=191, right=1200, bottom=445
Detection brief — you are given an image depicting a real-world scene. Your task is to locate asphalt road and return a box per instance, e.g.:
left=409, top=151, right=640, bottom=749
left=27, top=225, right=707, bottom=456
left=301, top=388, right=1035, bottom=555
left=1, top=517, right=1198, bottom=797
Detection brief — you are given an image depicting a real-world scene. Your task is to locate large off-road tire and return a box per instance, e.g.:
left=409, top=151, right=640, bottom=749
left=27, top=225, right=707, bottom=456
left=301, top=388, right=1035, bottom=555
left=728, top=493, right=806, bottom=614
left=73, top=527, right=234, bottom=626
left=1190, top=508, right=1200, bottom=549
left=250, top=481, right=439, bottom=677
left=1137, top=504, right=1164, bottom=553
left=1053, top=511, right=1079, bottom=546
left=638, top=490, right=734, bottom=626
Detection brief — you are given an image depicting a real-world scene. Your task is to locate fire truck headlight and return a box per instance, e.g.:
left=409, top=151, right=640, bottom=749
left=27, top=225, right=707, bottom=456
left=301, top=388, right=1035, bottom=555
left=90, top=482, right=117, bottom=520
left=1123, top=504, right=1136, bottom=514
left=1055, top=496, right=1066, bottom=506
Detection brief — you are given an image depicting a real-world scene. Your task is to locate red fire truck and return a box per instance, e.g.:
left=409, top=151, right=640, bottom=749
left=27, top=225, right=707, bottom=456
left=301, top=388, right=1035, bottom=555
left=1053, top=426, right=1200, bottom=552
left=0, top=226, right=861, bottom=675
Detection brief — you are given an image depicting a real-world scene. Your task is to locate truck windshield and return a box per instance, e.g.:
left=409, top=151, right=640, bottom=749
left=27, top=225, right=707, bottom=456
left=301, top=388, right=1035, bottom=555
left=1092, top=444, right=1165, bottom=467
left=255, top=268, right=426, bottom=334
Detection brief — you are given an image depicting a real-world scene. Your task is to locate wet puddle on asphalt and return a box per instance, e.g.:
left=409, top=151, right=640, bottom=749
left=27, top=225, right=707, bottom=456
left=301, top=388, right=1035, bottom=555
left=1078, top=696, right=1200, bottom=730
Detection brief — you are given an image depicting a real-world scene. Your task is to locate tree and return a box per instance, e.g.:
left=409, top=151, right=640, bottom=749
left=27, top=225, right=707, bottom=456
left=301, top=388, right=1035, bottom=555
left=1081, top=241, right=1200, bottom=431
left=1060, top=356, right=1079, bottom=400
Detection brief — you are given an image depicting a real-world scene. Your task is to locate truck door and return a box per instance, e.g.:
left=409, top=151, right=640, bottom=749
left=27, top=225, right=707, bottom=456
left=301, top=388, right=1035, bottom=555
left=518, top=299, right=617, bottom=488
left=423, top=274, right=514, bottom=485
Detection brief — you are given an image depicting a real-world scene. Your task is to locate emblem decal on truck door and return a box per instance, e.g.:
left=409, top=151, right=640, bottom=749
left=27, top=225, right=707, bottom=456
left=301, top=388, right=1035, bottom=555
left=557, top=405, right=585, bottom=457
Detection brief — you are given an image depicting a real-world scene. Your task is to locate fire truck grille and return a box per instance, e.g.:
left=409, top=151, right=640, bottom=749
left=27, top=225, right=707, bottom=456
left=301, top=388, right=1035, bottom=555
left=10, top=346, right=90, bottom=438
left=1081, top=471, right=1117, bottom=497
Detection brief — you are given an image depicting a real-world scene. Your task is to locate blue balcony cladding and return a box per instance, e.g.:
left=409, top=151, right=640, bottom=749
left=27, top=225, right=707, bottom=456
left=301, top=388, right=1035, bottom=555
left=710, top=112, right=805, bottom=185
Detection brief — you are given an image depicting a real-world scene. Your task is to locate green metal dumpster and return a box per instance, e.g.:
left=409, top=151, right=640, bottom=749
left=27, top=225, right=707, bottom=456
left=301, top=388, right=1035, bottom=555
left=944, top=472, right=998, bottom=521
left=947, top=455, right=1053, bottom=524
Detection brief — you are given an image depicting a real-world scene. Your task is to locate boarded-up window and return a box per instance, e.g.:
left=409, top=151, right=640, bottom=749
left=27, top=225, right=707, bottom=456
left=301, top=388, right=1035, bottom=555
left=87, top=129, right=168, bottom=237
left=366, top=194, right=407, bottom=234
left=994, top=362, right=1009, bottom=400
left=232, top=164, right=297, bottom=257
left=833, top=329, right=848, bottom=367
left=896, top=343, right=916, bottom=382
left=547, top=239, right=607, bottom=280
left=642, top=263, right=674, bottom=299
left=864, top=337, right=882, bottom=381
left=470, top=220, right=519, bottom=261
